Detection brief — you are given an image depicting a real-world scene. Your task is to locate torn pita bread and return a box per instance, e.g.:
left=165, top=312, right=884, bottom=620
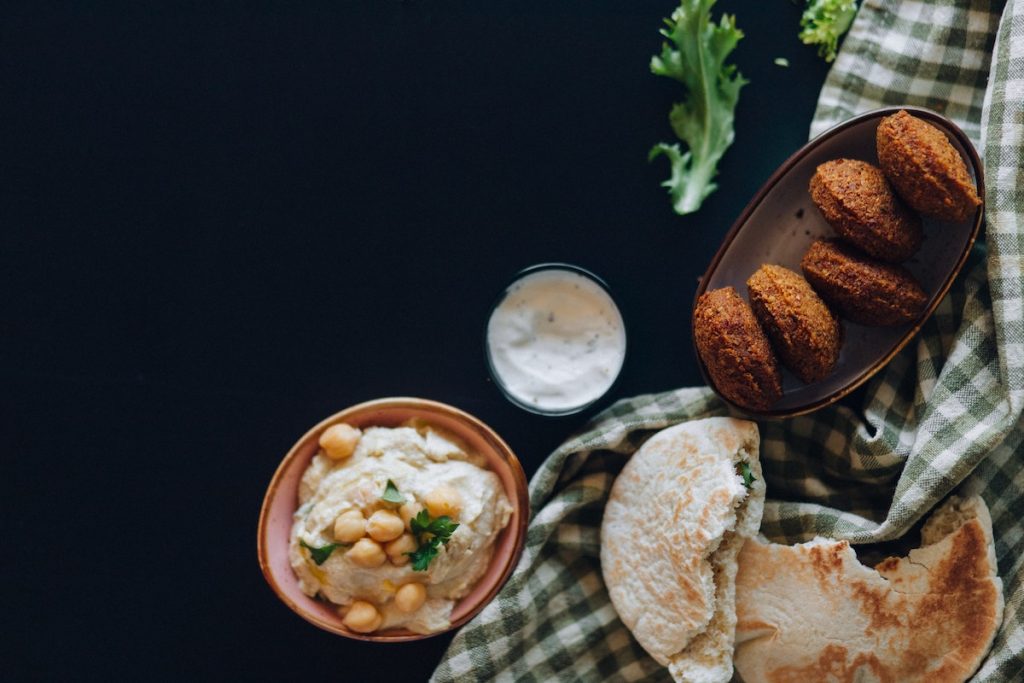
left=601, top=417, right=765, bottom=683
left=734, top=495, right=1004, bottom=683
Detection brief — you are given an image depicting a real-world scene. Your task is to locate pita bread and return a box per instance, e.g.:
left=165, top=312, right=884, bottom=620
left=734, top=495, right=1004, bottom=683
left=601, top=418, right=765, bottom=683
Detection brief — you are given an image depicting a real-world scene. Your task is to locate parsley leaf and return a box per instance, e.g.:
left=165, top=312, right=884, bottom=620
left=799, top=0, right=857, bottom=63
left=409, top=508, right=432, bottom=536
left=408, top=543, right=440, bottom=572
left=300, top=540, right=342, bottom=566
left=380, top=479, right=406, bottom=505
left=649, top=0, right=748, bottom=215
left=409, top=509, right=458, bottom=540
left=406, top=509, right=459, bottom=571
left=737, top=461, right=756, bottom=489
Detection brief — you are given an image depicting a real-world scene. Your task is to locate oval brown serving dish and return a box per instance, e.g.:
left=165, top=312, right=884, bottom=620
left=693, top=107, right=984, bottom=419
left=257, top=397, right=530, bottom=641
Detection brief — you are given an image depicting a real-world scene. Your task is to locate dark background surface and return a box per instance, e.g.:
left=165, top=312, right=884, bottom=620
left=2, top=1, right=830, bottom=680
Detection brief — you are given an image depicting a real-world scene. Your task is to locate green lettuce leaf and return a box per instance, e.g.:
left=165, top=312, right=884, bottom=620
left=649, top=0, right=747, bottom=216
left=799, top=0, right=858, bottom=63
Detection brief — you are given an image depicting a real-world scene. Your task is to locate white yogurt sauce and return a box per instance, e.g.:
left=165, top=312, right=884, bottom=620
left=486, top=268, right=626, bottom=413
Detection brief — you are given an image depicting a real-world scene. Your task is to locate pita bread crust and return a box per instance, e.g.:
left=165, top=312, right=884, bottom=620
left=601, top=417, right=764, bottom=681
left=734, top=495, right=1004, bottom=683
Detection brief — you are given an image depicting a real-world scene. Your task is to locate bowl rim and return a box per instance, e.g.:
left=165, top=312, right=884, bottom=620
left=256, top=396, right=531, bottom=642
left=483, top=262, right=629, bottom=417
left=691, top=105, right=985, bottom=419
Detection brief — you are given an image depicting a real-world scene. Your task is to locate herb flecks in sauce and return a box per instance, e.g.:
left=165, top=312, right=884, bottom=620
left=486, top=269, right=626, bottom=412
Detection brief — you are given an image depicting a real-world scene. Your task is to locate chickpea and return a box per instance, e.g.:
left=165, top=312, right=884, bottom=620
left=333, top=509, right=366, bottom=544
left=319, top=423, right=361, bottom=460
left=347, top=538, right=386, bottom=568
left=342, top=600, right=382, bottom=633
left=385, top=533, right=417, bottom=565
left=394, top=583, right=427, bottom=613
left=424, top=485, right=462, bottom=520
left=366, top=510, right=405, bottom=543
left=399, top=501, right=424, bottom=529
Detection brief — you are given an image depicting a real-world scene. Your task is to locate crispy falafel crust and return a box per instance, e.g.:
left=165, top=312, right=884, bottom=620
left=877, top=110, right=981, bottom=223
left=809, top=158, right=923, bottom=262
left=694, top=287, right=783, bottom=411
left=801, top=239, right=928, bottom=327
left=747, top=265, right=842, bottom=384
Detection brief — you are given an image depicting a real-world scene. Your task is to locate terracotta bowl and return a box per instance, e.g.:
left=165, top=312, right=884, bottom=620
left=257, top=397, right=530, bottom=641
left=694, top=106, right=984, bottom=419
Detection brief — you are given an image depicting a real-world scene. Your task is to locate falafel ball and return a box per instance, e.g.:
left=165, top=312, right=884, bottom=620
left=876, top=110, right=981, bottom=223
left=746, top=265, right=842, bottom=384
left=809, top=158, right=923, bottom=262
left=801, top=239, right=928, bottom=326
left=693, top=287, right=783, bottom=411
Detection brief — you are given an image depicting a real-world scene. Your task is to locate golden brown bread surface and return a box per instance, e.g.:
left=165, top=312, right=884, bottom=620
left=809, top=158, right=923, bottom=262
left=693, top=287, right=782, bottom=411
left=877, top=110, right=981, bottom=223
left=734, top=496, right=1004, bottom=683
left=746, top=265, right=841, bottom=384
left=801, top=239, right=928, bottom=327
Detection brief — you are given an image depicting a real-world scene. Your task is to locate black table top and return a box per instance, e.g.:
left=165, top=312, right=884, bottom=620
left=3, top=1, right=830, bottom=679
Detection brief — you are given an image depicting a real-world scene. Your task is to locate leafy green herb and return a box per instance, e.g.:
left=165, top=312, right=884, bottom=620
left=799, top=0, right=857, bottom=63
left=380, top=479, right=406, bottom=505
left=300, top=540, right=342, bottom=566
left=409, top=509, right=459, bottom=541
left=737, top=461, right=756, bottom=489
left=649, top=0, right=747, bottom=216
left=407, top=543, right=440, bottom=572
left=774, top=57, right=790, bottom=67
left=406, top=509, right=459, bottom=572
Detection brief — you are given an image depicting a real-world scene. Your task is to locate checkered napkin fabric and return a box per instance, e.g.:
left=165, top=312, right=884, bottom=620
left=432, top=1, right=1024, bottom=680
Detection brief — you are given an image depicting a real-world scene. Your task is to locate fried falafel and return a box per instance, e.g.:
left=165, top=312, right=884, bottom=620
left=876, top=110, right=981, bottom=223
left=801, top=239, right=928, bottom=327
left=747, top=264, right=842, bottom=384
left=809, top=158, right=923, bottom=262
left=693, top=287, right=783, bottom=411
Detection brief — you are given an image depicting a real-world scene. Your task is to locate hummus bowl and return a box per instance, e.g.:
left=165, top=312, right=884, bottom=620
left=258, top=397, right=530, bottom=641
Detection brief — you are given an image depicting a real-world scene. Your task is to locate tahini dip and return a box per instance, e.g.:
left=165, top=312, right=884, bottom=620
left=289, top=420, right=512, bottom=635
left=486, top=266, right=626, bottom=414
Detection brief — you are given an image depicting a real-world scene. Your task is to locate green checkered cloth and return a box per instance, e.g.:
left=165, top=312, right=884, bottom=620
left=432, top=0, right=1024, bottom=680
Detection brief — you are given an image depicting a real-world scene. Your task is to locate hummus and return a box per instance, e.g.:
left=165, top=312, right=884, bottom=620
left=289, top=420, right=513, bottom=634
